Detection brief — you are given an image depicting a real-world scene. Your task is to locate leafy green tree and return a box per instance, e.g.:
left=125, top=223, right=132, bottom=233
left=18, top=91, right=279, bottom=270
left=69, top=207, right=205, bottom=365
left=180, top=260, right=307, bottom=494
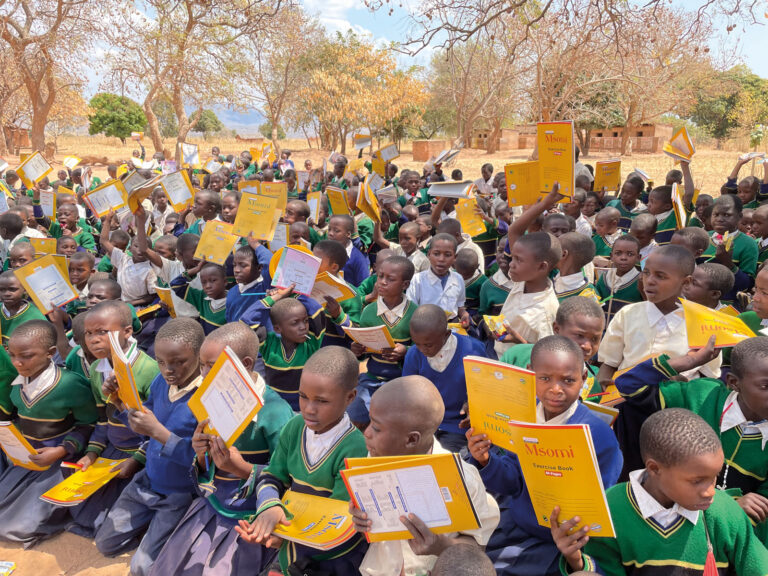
left=259, top=121, right=286, bottom=139
left=88, top=93, right=147, bottom=143
left=151, top=97, right=178, bottom=138
left=192, top=109, right=223, bottom=134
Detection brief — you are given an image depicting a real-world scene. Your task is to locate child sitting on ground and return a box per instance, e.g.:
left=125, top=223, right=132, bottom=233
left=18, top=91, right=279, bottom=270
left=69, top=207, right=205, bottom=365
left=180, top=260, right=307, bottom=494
left=628, top=212, right=658, bottom=260
left=373, top=218, right=430, bottom=273
left=351, top=376, right=500, bottom=575
left=327, top=214, right=370, bottom=287
left=553, top=232, right=597, bottom=302
left=455, top=248, right=487, bottom=316
left=467, top=336, right=622, bottom=576
left=0, top=270, right=46, bottom=346
left=682, top=262, right=735, bottom=311
left=170, top=262, right=228, bottom=334
left=594, top=234, right=642, bottom=323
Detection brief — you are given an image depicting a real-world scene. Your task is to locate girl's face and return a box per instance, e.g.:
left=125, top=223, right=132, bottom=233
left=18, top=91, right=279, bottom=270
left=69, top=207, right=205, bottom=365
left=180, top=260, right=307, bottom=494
left=583, top=197, right=599, bottom=216
left=221, top=196, right=239, bottom=223
left=233, top=252, right=260, bottom=285
left=58, top=239, right=78, bottom=256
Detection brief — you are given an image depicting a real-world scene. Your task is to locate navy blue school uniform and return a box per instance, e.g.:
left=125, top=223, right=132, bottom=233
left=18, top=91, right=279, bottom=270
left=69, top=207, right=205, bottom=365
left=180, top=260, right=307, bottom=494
left=402, top=333, right=485, bottom=451
left=225, top=277, right=270, bottom=325
left=469, top=402, right=622, bottom=576
left=342, top=244, right=371, bottom=287
left=238, top=294, right=325, bottom=338
left=95, top=372, right=200, bottom=576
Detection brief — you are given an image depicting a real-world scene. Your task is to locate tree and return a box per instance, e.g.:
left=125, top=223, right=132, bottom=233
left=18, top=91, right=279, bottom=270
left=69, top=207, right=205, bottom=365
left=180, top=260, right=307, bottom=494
left=0, top=0, right=97, bottom=150
left=151, top=98, right=178, bottom=138
left=259, top=121, right=286, bottom=139
left=192, top=110, right=223, bottom=135
left=88, top=93, right=146, bottom=143
left=47, top=84, right=89, bottom=145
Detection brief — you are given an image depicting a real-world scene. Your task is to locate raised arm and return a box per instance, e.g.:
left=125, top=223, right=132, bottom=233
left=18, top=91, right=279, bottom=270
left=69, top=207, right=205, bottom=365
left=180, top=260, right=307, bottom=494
left=133, top=205, right=164, bottom=268
left=680, top=160, right=695, bottom=209
left=508, top=183, right=565, bottom=247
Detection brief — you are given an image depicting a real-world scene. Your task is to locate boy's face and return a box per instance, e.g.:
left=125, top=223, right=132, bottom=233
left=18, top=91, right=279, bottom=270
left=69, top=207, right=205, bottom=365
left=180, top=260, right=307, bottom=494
left=57, top=238, right=77, bottom=256
left=192, top=195, right=213, bottom=219
left=543, top=217, right=569, bottom=238
left=289, top=227, right=309, bottom=246
left=155, top=339, right=200, bottom=389
left=619, top=181, right=640, bottom=206
left=365, top=396, right=409, bottom=457
left=274, top=307, right=309, bottom=344
left=583, top=196, right=598, bottom=216
left=508, top=242, right=546, bottom=283
left=84, top=311, right=132, bottom=360
left=629, top=224, right=654, bottom=249
left=610, top=239, right=639, bottom=275
left=562, top=200, right=581, bottom=219
left=681, top=268, right=718, bottom=307
left=8, top=335, right=55, bottom=378
left=427, top=239, right=456, bottom=277
left=553, top=314, right=604, bottom=362
left=155, top=241, right=176, bottom=261
left=198, top=339, right=254, bottom=377
left=595, top=216, right=618, bottom=237
left=9, top=248, right=34, bottom=269
left=641, top=253, right=689, bottom=305
left=737, top=181, right=756, bottom=204
left=209, top=175, right=224, bottom=193
left=57, top=206, right=78, bottom=229
left=410, top=328, right=449, bottom=358
left=283, top=202, right=305, bottom=224
left=739, top=212, right=754, bottom=236
left=375, top=261, right=409, bottom=301
left=405, top=176, right=420, bottom=195
left=327, top=219, right=350, bottom=244
left=398, top=229, right=418, bottom=255
left=221, top=196, right=238, bottom=224
left=163, top=218, right=178, bottom=235
left=711, top=202, right=740, bottom=235
left=750, top=269, right=768, bottom=319
left=86, top=284, right=116, bottom=308
left=154, top=192, right=168, bottom=211
left=729, top=356, right=768, bottom=421
left=646, top=193, right=670, bottom=216
left=299, top=372, right=355, bottom=434
left=57, top=170, right=68, bottom=181
left=69, top=260, right=92, bottom=288
left=0, top=277, right=24, bottom=305
left=646, top=451, right=723, bottom=512
left=496, top=252, right=510, bottom=276
left=333, top=161, right=346, bottom=177
left=200, top=269, right=226, bottom=298
left=233, top=252, right=260, bottom=285
left=313, top=250, right=338, bottom=276
left=532, top=350, right=583, bottom=419
left=695, top=197, right=712, bottom=219
left=750, top=211, right=768, bottom=239
left=177, top=245, right=198, bottom=269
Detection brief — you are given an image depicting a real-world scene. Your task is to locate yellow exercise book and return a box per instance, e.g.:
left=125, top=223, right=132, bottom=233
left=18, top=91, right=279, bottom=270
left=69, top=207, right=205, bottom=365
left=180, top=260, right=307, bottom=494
left=593, top=159, right=621, bottom=192
left=508, top=421, right=615, bottom=537
left=357, top=175, right=382, bottom=223
left=353, top=134, right=372, bottom=150
left=663, top=126, right=696, bottom=162
left=505, top=161, right=541, bottom=206
left=342, top=325, right=395, bottom=353
left=273, top=491, right=357, bottom=551
left=0, top=421, right=48, bottom=471
left=261, top=141, right=276, bottom=165
left=155, top=286, right=176, bottom=318
left=194, top=221, right=239, bottom=265
left=232, top=192, right=280, bottom=240
left=237, top=179, right=261, bottom=194
left=307, top=191, right=322, bottom=223
left=310, top=271, right=356, bottom=304
left=483, top=314, right=507, bottom=338
left=456, top=199, right=486, bottom=237
left=537, top=121, right=575, bottom=198
left=29, top=237, right=57, bottom=255
left=262, top=181, right=288, bottom=211
left=161, top=170, right=195, bottom=212
left=374, top=143, right=400, bottom=162
left=84, top=179, right=128, bottom=217
left=188, top=346, right=264, bottom=447
left=109, top=331, right=143, bottom=412
left=177, top=141, right=200, bottom=168
left=13, top=254, right=78, bottom=314
left=672, top=183, right=687, bottom=228
left=16, top=151, right=52, bottom=189
left=327, top=186, right=352, bottom=216
left=341, top=453, right=481, bottom=542
left=371, top=157, right=386, bottom=177
left=463, top=356, right=537, bottom=448
left=680, top=298, right=755, bottom=348
left=40, top=458, right=126, bottom=506
left=62, top=155, right=81, bottom=170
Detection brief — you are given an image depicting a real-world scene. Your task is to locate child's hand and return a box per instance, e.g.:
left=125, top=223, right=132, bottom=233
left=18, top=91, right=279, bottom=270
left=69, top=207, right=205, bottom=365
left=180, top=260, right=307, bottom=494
left=114, top=457, right=142, bottom=480
left=134, top=204, right=148, bottom=222
left=47, top=306, right=69, bottom=327
left=381, top=343, right=407, bottom=362
left=349, top=500, right=371, bottom=533
left=466, top=427, right=491, bottom=467
left=102, top=376, right=125, bottom=412
left=459, top=310, right=472, bottom=329
left=668, top=335, right=718, bottom=374
left=714, top=242, right=734, bottom=270
left=268, top=283, right=295, bottom=302
left=127, top=407, right=170, bottom=443
left=323, top=295, right=342, bottom=318
left=61, top=228, right=74, bottom=237
left=542, top=182, right=565, bottom=208
left=77, top=451, right=98, bottom=471
left=501, top=323, right=527, bottom=344
left=187, top=259, right=205, bottom=277
left=237, top=506, right=290, bottom=548
left=192, top=419, right=212, bottom=466
left=549, top=506, right=588, bottom=572
left=246, top=232, right=263, bottom=250
left=350, top=341, right=366, bottom=357
left=401, top=513, right=449, bottom=556
left=208, top=436, right=250, bottom=478
left=737, top=492, right=768, bottom=523
left=458, top=401, right=470, bottom=429
left=30, top=446, right=67, bottom=467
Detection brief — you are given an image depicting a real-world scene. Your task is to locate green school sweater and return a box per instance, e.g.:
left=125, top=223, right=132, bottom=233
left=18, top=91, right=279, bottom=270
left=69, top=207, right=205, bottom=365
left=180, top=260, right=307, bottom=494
left=757, top=238, right=768, bottom=266
left=354, top=215, right=374, bottom=251
left=592, top=234, right=613, bottom=258
left=0, top=345, right=17, bottom=419
left=567, top=485, right=768, bottom=576
left=355, top=274, right=377, bottom=300
left=464, top=272, right=488, bottom=313
left=595, top=271, right=644, bottom=324
left=260, top=331, right=324, bottom=410
left=555, top=281, right=598, bottom=303
left=1, top=301, right=46, bottom=346
left=65, top=346, right=91, bottom=381
left=688, top=215, right=704, bottom=228
left=653, top=210, right=679, bottom=245
left=181, top=286, right=226, bottom=334
left=359, top=298, right=416, bottom=382
left=607, top=198, right=644, bottom=231
left=47, top=221, right=96, bottom=252
left=322, top=292, right=363, bottom=348
left=478, top=272, right=511, bottom=316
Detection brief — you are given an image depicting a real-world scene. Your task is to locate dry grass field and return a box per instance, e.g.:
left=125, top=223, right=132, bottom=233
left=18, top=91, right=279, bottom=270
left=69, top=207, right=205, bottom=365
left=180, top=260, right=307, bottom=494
left=40, top=134, right=764, bottom=197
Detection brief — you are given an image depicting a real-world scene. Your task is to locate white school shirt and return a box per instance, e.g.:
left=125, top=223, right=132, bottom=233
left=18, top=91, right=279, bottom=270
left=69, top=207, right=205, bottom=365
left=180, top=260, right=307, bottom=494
left=598, top=301, right=721, bottom=379
left=111, top=247, right=157, bottom=303
left=11, top=361, right=58, bottom=403
left=152, top=256, right=201, bottom=318
left=426, top=332, right=458, bottom=373
left=358, top=439, right=500, bottom=576
left=406, top=269, right=465, bottom=319
left=639, top=240, right=658, bottom=260
left=495, top=280, right=559, bottom=356
left=376, top=296, right=408, bottom=324
left=388, top=242, right=430, bottom=273
left=575, top=213, right=593, bottom=237
left=629, top=469, right=699, bottom=528
left=457, top=233, right=486, bottom=273
left=720, top=391, right=768, bottom=449
left=305, top=413, right=354, bottom=466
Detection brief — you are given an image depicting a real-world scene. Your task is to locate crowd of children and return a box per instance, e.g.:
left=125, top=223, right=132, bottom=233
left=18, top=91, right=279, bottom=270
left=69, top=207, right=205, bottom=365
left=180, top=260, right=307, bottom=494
left=2, top=145, right=768, bottom=576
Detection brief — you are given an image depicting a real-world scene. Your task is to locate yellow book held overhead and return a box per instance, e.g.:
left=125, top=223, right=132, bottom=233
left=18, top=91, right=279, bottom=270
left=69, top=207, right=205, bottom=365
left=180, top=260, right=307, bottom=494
left=593, top=159, right=621, bottom=192
left=109, top=332, right=143, bottom=412
left=188, top=346, right=264, bottom=447
left=194, top=221, right=239, bottom=265
left=84, top=179, right=129, bottom=218
left=40, top=458, right=126, bottom=506
left=232, top=192, right=280, bottom=240
left=13, top=254, right=78, bottom=314
left=341, top=453, right=480, bottom=542
left=29, top=237, right=57, bottom=255
left=160, top=170, right=194, bottom=212
left=177, top=141, right=200, bottom=168
left=327, top=186, right=352, bottom=216
left=371, top=157, right=386, bottom=177
left=261, top=181, right=288, bottom=211
left=508, top=421, right=615, bottom=537
left=505, top=161, right=541, bottom=206
left=62, top=156, right=81, bottom=170
left=0, top=421, right=48, bottom=471
left=375, top=143, right=400, bottom=162
left=237, top=179, right=261, bottom=194
left=456, top=199, right=486, bottom=237
left=463, top=356, right=537, bottom=448
left=663, top=127, right=696, bottom=162
left=16, top=151, right=52, bottom=189
left=680, top=298, right=755, bottom=348
left=310, top=271, right=356, bottom=304
left=537, top=121, right=575, bottom=198
left=273, top=491, right=357, bottom=551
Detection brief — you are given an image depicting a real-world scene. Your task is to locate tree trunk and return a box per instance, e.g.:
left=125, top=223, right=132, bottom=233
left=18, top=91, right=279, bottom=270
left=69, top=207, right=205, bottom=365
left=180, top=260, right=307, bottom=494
left=271, top=122, right=280, bottom=157
left=0, top=127, right=7, bottom=157
left=486, top=117, right=502, bottom=154
left=143, top=94, right=164, bottom=153
left=29, top=108, right=49, bottom=152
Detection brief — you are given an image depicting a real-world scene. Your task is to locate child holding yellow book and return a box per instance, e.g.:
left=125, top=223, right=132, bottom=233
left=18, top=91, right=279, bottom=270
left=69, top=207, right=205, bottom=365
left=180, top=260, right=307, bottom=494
left=0, top=270, right=46, bottom=346
left=466, top=336, right=622, bottom=576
